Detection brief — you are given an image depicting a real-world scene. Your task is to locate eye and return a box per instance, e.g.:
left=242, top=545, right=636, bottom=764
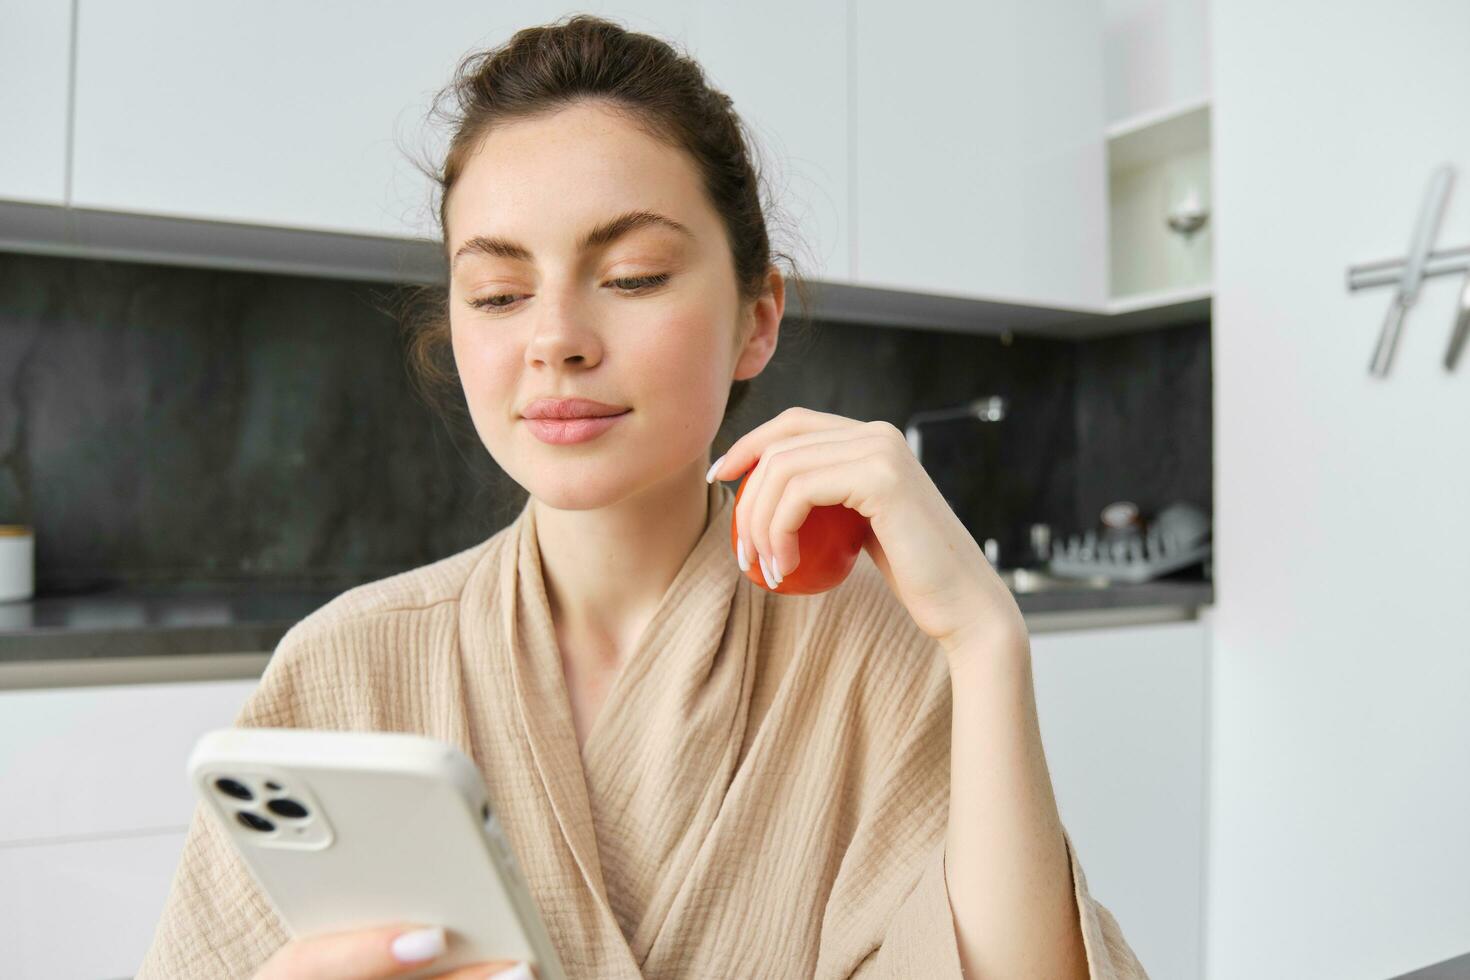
left=608, top=273, right=671, bottom=292
left=466, top=293, right=521, bottom=311
left=464, top=273, right=671, bottom=313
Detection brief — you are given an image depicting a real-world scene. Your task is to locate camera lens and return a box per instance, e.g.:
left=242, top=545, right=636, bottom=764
left=236, top=811, right=275, bottom=833
left=266, top=798, right=309, bottom=819
left=215, top=777, right=253, bottom=801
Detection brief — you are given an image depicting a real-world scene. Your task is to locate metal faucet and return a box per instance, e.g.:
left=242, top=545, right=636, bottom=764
left=903, top=396, right=1007, bottom=465
left=903, top=396, right=1008, bottom=565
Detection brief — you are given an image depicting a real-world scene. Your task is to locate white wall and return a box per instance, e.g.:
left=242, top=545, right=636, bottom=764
left=1209, top=2, right=1470, bottom=978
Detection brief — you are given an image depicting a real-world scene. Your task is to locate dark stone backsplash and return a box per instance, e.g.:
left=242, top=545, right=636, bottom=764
left=0, top=251, right=1211, bottom=595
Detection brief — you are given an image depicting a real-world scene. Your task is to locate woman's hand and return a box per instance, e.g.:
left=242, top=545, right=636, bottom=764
left=708, top=407, right=1027, bottom=656
left=251, top=922, right=536, bottom=980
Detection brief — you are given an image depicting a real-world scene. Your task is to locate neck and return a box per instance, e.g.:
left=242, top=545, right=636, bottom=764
left=532, top=461, right=713, bottom=668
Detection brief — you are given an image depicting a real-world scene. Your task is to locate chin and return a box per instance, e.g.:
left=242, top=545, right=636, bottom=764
left=525, top=482, right=626, bottom=513
left=510, top=459, right=642, bottom=513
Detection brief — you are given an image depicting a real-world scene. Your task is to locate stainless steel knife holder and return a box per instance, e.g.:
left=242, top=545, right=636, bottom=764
left=1345, top=163, right=1470, bottom=375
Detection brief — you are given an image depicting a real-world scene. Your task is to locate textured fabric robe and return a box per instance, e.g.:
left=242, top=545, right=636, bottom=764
left=136, top=479, right=1149, bottom=978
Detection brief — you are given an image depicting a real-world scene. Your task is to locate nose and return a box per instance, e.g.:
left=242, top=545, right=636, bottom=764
left=523, top=295, right=604, bottom=369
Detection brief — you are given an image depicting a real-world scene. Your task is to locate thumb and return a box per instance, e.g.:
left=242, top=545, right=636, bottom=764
left=435, top=963, right=537, bottom=979
left=258, top=922, right=450, bottom=979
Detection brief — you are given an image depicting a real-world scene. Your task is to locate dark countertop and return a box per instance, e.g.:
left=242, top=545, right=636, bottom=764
left=0, top=575, right=1213, bottom=665
left=0, top=587, right=342, bottom=663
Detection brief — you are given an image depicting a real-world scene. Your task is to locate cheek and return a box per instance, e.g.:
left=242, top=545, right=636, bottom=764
left=637, top=312, right=731, bottom=399
left=449, top=320, right=516, bottom=417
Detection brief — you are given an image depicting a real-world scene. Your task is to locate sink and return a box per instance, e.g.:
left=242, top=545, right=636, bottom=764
left=998, top=567, right=1113, bottom=593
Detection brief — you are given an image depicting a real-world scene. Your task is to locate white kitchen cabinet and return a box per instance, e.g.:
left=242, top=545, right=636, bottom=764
left=1029, top=618, right=1207, bottom=980
left=1, top=830, right=186, bottom=980
left=0, top=0, right=72, bottom=205
left=1101, top=0, right=1211, bottom=126
left=71, top=1, right=514, bottom=240
left=0, top=678, right=257, bottom=979
left=851, top=0, right=1108, bottom=310
left=1101, top=0, right=1213, bottom=309
left=9, top=0, right=1217, bottom=327
left=0, top=678, right=258, bottom=844
left=29, top=0, right=1135, bottom=315
left=67, top=1, right=850, bottom=280
left=649, top=1, right=850, bottom=282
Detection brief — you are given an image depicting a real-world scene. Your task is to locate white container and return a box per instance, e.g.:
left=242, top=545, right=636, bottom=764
left=0, top=525, right=35, bottom=602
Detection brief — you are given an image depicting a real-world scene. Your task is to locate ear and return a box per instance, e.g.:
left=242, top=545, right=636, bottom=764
left=732, top=265, right=785, bottom=381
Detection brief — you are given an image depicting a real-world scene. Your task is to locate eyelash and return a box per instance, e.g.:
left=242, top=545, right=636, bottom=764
left=466, top=273, right=671, bottom=312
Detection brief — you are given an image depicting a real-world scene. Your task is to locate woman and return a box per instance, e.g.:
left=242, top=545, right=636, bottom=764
left=137, top=15, right=1148, bottom=980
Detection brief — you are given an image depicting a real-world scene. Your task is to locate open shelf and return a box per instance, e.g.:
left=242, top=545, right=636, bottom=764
left=1106, top=96, right=1211, bottom=164
left=1107, top=98, right=1212, bottom=303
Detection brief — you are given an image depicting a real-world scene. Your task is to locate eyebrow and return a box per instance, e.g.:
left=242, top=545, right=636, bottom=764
left=451, top=209, right=694, bottom=269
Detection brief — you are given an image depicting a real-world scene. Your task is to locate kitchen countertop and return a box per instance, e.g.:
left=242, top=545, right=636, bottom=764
left=0, top=586, right=342, bottom=662
left=0, top=574, right=1213, bottom=666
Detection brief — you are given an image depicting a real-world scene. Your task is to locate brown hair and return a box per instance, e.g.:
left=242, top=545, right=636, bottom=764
left=389, top=13, right=814, bottom=430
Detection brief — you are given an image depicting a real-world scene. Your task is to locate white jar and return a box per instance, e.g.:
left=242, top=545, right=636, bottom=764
left=0, top=525, right=34, bottom=602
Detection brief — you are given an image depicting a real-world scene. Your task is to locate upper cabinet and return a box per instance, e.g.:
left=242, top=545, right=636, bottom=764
left=66, top=1, right=850, bottom=280
left=1101, top=0, right=1213, bottom=309
left=8, top=0, right=1210, bottom=328
left=1102, top=0, right=1210, bottom=125
left=851, top=0, right=1108, bottom=310
left=0, top=0, right=72, bottom=205
left=69, top=1, right=513, bottom=240
left=647, top=1, right=851, bottom=283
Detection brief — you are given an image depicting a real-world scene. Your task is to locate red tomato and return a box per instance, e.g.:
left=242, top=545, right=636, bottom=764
left=731, top=468, right=871, bottom=595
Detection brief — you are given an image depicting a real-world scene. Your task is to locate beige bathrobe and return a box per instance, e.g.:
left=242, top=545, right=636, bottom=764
left=136, top=479, right=1149, bottom=978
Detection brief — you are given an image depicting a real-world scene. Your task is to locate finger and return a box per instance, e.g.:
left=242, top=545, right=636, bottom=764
left=745, top=436, right=890, bottom=584
left=708, top=407, right=863, bottom=485
left=769, top=455, right=890, bottom=580
left=260, top=922, right=452, bottom=980
left=735, top=429, right=858, bottom=581
left=736, top=428, right=869, bottom=583
left=431, top=960, right=537, bottom=979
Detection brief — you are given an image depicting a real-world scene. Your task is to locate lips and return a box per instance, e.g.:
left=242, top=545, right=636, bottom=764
left=523, top=411, right=629, bottom=445
left=521, top=397, right=630, bottom=420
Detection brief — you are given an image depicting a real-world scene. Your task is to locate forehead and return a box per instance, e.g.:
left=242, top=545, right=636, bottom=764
left=445, top=102, right=713, bottom=259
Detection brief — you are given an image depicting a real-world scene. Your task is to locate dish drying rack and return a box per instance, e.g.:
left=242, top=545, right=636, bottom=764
left=1046, top=502, right=1212, bottom=585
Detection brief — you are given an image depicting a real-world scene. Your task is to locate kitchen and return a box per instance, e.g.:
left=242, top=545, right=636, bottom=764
left=0, top=1, right=1465, bottom=979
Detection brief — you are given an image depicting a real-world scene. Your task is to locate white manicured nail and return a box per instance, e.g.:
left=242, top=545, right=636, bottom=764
left=705, top=453, right=726, bottom=483
left=770, top=553, right=783, bottom=584
left=487, top=963, right=534, bottom=980
left=737, top=535, right=749, bottom=572
left=391, top=926, right=445, bottom=963
left=757, top=552, right=773, bottom=587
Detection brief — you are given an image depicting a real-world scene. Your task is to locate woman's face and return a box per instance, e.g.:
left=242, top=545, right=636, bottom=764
left=444, top=101, right=772, bottom=511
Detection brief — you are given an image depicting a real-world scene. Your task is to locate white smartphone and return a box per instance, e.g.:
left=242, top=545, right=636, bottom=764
left=188, top=727, right=568, bottom=980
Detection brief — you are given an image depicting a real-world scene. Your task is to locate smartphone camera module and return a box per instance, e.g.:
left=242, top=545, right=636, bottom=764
left=208, top=769, right=334, bottom=850
left=266, top=798, right=310, bottom=819
left=236, top=810, right=276, bottom=833
left=214, top=777, right=254, bottom=801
